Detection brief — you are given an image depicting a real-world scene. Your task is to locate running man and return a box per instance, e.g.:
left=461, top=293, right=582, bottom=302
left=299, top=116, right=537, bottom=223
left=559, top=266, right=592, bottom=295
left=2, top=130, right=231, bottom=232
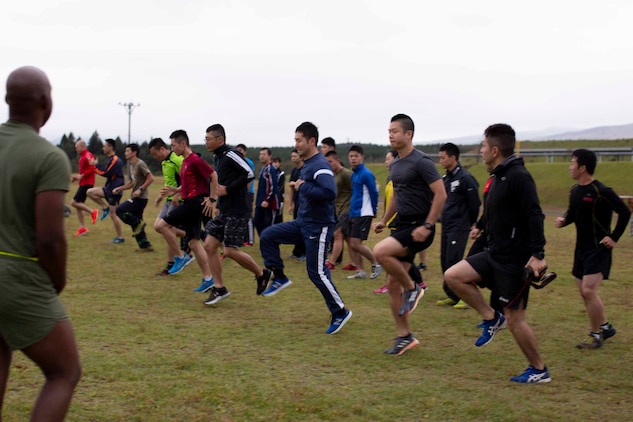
left=155, top=130, right=217, bottom=289
left=201, top=124, right=273, bottom=304
left=373, top=114, right=446, bottom=355
left=70, top=138, right=98, bottom=236
left=113, top=143, right=154, bottom=251
left=445, top=123, right=551, bottom=383
left=87, top=138, right=125, bottom=243
left=555, top=148, right=631, bottom=349
left=0, top=65, right=81, bottom=421
left=259, top=122, right=352, bottom=335
left=253, top=147, right=278, bottom=236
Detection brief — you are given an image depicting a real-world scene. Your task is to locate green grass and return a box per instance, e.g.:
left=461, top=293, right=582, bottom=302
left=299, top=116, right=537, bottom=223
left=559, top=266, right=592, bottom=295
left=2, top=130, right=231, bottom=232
left=3, top=171, right=633, bottom=421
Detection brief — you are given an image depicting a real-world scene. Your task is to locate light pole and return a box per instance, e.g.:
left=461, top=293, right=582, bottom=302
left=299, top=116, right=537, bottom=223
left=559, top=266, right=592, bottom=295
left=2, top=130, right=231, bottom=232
left=118, top=101, right=140, bottom=144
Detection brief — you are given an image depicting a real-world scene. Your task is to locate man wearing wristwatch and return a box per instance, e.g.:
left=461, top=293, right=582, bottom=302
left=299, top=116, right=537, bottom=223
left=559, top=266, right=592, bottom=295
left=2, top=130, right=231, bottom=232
left=114, top=143, right=154, bottom=251
left=373, top=114, right=447, bottom=356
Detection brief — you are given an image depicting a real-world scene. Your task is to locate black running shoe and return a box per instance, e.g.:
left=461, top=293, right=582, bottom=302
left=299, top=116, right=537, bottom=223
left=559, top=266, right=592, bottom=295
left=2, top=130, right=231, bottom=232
left=256, top=269, right=273, bottom=295
left=385, top=334, right=420, bottom=356
left=204, top=287, right=231, bottom=305
left=601, top=324, right=617, bottom=341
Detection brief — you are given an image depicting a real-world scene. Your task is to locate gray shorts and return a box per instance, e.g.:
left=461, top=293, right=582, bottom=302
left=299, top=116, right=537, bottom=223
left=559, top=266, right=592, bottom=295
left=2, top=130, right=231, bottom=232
left=158, top=200, right=179, bottom=220
left=205, top=214, right=250, bottom=248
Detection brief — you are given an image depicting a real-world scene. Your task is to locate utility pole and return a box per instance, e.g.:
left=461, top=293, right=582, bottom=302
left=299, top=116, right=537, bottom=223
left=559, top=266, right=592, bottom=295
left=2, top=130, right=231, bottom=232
left=118, top=101, right=140, bottom=144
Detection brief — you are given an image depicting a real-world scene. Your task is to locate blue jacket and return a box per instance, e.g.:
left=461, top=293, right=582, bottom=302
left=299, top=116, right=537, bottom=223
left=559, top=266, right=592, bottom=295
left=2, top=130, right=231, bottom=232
left=349, top=163, right=378, bottom=218
left=296, top=153, right=336, bottom=225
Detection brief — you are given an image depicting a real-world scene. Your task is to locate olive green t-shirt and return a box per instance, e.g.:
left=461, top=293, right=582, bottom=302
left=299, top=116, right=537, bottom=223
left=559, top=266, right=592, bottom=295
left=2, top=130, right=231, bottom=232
left=128, top=158, right=151, bottom=199
left=0, top=120, right=71, bottom=349
left=334, top=167, right=352, bottom=216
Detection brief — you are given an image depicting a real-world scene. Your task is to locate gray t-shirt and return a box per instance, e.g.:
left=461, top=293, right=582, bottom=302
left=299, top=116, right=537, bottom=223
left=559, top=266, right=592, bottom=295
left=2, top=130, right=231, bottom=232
left=128, top=159, right=151, bottom=199
left=390, top=149, right=441, bottom=221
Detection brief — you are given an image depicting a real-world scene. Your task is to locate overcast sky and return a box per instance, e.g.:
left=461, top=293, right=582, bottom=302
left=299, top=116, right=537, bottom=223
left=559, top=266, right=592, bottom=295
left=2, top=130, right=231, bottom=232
left=2, top=0, right=632, bottom=147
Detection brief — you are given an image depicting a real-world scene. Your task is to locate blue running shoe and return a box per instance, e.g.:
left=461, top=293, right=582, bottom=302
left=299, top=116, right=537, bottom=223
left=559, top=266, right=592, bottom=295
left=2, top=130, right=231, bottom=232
left=326, top=309, right=352, bottom=334
left=193, top=277, right=215, bottom=293
left=111, top=237, right=125, bottom=244
left=100, top=207, right=110, bottom=221
left=510, top=365, right=551, bottom=384
left=168, top=254, right=187, bottom=275
left=261, top=277, right=292, bottom=297
left=475, top=311, right=506, bottom=347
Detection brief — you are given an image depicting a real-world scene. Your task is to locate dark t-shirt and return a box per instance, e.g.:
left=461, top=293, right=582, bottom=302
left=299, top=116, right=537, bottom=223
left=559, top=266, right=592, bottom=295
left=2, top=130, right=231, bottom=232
left=390, top=149, right=441, bottom=221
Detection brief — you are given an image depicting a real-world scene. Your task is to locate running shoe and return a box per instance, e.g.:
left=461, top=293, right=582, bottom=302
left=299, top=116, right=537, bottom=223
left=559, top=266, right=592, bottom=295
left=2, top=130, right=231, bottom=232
left=132, top=221, right=146, bottom=237
left=100, top=207, right=110, bottom=221
left=417, top=263, right=427, bottom=271
left=418, top=281, right=428, bottom=290
left=577, top=334, right=603, bottom=349
left=168, top=254, right=195, bottom=275
left=370, top=264, right=383, bottom=279
left=436, top=297, right=458, bottom=306
left=346, top=271, right=367, bottom=280
left=398, top=284, right=424, bottom=317
left=601, top=324, right=617, bottom=341
left=373, top=285, right=389, bottom=294
left=193, top=277, right=215, bottom=293
left=256, top=269, right=273, bottom=295
left=261, top=277, right=293, bottom=297
left=510, top=365, right=551, bottom=384
left=296, top=255, right=306, bottom=262
left=204, top=286, right=231, bottom=305
left=385, top=334, right=420, bottom=356
left=91, top=209, right=99, bottom=224
left=74, top=227, right=89, bottom=237
left=341, top=263, right=358, bottom=271
left=325, top=261, right=336, bottom=270
left=111, top=237, right=125, bottom=244
left=155, top=268, right=170, bottom=277
left=325, top=309, right=352, bottom=334
left=453, top=300, right=469, bottom=310
left=475, top=311, right=506, bottom=347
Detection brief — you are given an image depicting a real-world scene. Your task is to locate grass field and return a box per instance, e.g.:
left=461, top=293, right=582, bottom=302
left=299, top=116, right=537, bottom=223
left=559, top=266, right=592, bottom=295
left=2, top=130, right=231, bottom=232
left=3, top=162, right=633, bottom=421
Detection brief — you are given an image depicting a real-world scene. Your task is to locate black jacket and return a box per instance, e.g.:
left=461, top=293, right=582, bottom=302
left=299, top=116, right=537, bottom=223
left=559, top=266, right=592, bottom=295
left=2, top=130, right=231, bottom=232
left=441, top=163, right=481, bottom=232
left=483, top=156, right=546, bottom=265
left=213, top=144, right=254, bottom=216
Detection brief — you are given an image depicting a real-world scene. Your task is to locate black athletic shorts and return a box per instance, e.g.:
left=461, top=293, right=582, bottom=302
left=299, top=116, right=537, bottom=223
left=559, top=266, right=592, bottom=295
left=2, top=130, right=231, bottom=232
left=350, top=216, right=373, bottom=240
left=73, top=185, right=92, bottom=203
left=104, top=188, right=122, bottom=206
left=162, top=195, right=205, bottom=240
left=335, top=212, right=351, bottom=237
left=390, top=221, right=435, bottom=263
left=572, top=246, right=612, bottom=280
left=466, top=251, right=531, bottom=310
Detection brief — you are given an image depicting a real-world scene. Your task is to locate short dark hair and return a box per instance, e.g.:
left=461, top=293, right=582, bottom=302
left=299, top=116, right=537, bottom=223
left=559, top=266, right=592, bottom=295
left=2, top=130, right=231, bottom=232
left=348, top=144, right=364, bottom=155
left=236, top=143, right=247, bottom=151
left=260, top=147, right=272, bottom=156
left=272, top=156, right=282, bottom=164
left=484, top=124, right=515, bottom=158
left=206, top=124, right=226, bottom=141
left=387, top=149, right=399, bottom=159
left=105, top=138, right=116, bottom=148
left=291, top=148, right=298, bottom=154
left=148, top=137, right=167, bottom=150
left=572, top=148, right=597, bottom=175
left=439, top=142, right=460, bottom=159
left=170, top=129, right=189, bottom=145
left=127, top=143, right=139, bottom=154
left=321, top=137, right=335, bottom=149
left=295, top=122, right=319, bottom=144
left=391, top=113, right=415, bottom=135
left=325, top=150, right=339, bottom=159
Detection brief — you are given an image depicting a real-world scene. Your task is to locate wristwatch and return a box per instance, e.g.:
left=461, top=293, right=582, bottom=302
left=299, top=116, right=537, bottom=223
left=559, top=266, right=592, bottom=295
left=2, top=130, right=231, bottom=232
left=209, top=197, right=217, bottom=203
left=422, top=221, right=434, bottom=229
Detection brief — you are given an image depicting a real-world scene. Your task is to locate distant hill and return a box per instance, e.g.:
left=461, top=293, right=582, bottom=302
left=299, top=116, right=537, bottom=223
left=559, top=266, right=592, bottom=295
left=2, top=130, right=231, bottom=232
left=529, top=123, right=633, bottom=141
left=430, top=123, right=633, bottom=144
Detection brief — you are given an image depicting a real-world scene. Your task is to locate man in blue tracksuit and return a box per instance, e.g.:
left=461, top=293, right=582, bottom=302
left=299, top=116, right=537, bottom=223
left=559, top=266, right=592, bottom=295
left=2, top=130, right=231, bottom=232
left=259, top=121, right=352, bottom=335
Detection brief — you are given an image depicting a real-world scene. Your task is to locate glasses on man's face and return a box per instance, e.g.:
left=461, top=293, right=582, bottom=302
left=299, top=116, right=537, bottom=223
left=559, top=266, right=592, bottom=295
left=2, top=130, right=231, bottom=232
left=204, top=136, right=218, bottom=142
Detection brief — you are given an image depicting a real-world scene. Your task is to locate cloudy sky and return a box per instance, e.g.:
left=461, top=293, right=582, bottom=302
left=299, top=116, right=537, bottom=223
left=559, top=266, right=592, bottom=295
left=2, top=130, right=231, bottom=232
left=1, top=0, right=632, bottom=146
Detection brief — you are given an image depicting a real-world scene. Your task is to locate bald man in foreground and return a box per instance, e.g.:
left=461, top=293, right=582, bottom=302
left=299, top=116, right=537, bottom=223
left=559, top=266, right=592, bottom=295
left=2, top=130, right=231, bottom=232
left=0, top=66, right=81, bottom=421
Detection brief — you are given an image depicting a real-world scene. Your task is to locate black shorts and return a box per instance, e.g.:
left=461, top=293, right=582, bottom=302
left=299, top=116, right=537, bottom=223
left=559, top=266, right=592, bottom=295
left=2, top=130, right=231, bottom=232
left=205, top=214, right=250, bottom=248
left=466, top=251, right=531, bottom=310
left=572, top=246, right=612, bottom=280
left=390, top=221, right=435, bottom=263
left=335, top=213, right=351, bottom=237
left=73, top=185, right=92, bottom=203
left=162, top=196, right=205, bottom=240
left=350, top=216, right=373, bottom=240
left=104, top=188, right=122, bottom=206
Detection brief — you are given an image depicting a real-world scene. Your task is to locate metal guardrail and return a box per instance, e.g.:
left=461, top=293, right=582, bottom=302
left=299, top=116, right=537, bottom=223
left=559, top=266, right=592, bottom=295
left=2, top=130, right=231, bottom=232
left=462, top=148, right=633, bottom=163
